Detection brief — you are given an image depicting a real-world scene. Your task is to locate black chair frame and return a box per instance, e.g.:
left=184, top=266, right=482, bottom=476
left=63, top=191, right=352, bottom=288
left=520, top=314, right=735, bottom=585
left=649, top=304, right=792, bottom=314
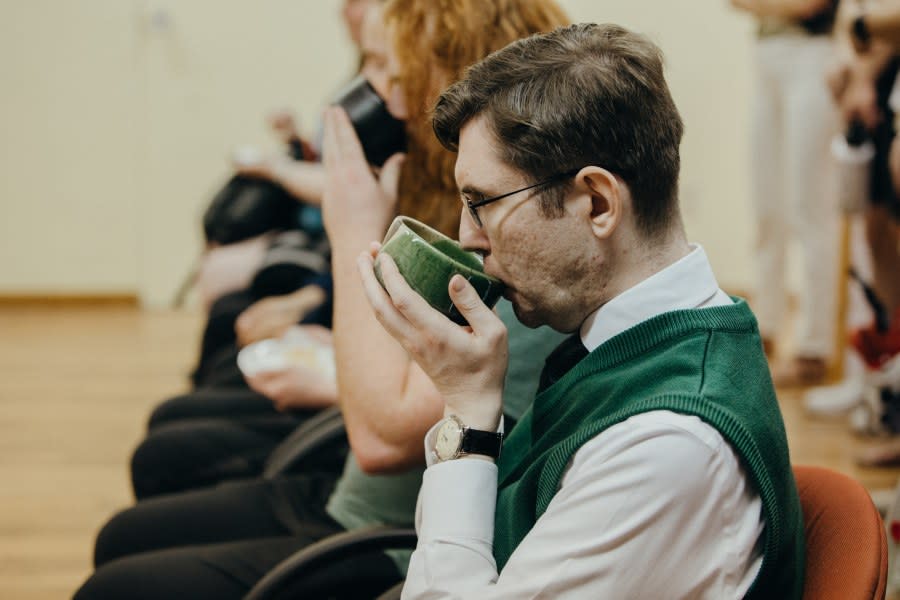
left=262, top=405, right=347, bottom=479
left=243, top=526, right=416, bottom=600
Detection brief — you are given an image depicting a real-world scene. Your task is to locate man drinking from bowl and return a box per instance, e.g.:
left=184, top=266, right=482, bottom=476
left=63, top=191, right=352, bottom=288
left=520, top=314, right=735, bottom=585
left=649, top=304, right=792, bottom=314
left=350, top=23, right=805, bottom=598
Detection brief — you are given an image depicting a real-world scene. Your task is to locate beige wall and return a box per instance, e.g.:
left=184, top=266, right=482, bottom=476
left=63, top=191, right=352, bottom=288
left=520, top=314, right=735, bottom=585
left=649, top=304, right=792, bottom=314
left=134, top=1, right=357, bottom=307
left=0, top=1, right=758, bottom=306
left=1, top=0, right=357, bottom=306
left=559, top=0, right=757, bottom=293
left=1, top=1, right=140, bottom=294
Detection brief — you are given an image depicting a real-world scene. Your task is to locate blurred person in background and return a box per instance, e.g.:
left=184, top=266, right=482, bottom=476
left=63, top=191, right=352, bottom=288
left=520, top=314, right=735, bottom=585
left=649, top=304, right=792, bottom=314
left=188, top=0, right=376, bottom=383
left=831, top=0, right=900, bottom=321
left=731, top=0, right=841, bottom=386
left=807, top=0, right=900, bottom=462
left=125, top=0, right=378, bottom=501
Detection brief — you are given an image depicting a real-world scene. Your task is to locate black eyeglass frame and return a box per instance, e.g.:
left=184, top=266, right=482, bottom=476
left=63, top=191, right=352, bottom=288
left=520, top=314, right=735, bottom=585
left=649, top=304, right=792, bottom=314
left=464, top=168, right=581, bottom=228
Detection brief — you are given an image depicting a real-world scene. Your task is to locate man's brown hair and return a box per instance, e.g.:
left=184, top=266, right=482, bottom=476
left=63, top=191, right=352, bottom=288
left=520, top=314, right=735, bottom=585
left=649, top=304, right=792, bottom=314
left=383, top=0, right=569, bottom=236
left=433, top=23, right=684, bottom=237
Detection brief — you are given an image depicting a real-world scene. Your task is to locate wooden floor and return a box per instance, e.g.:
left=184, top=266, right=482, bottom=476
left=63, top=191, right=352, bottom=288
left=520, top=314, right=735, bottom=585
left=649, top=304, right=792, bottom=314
left=1, top=304, right=897, bottom=599
left=0, top=305, right=199, bottom=600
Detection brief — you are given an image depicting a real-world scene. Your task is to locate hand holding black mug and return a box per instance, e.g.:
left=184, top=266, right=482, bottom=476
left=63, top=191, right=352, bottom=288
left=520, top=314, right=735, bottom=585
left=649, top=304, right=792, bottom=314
left=332, top=75, right=406, bottom=167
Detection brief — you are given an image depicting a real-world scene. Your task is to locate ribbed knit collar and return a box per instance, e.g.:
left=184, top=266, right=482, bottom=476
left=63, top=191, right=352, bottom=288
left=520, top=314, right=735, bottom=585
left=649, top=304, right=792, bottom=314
left=532, top=299, right=759, bottom=424
left=589, top=299, right=757, bottom=368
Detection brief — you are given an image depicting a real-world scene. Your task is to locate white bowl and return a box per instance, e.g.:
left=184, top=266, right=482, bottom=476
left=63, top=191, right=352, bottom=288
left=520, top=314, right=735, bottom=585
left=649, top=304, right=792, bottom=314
left=237, top=331, right=336, bottom=379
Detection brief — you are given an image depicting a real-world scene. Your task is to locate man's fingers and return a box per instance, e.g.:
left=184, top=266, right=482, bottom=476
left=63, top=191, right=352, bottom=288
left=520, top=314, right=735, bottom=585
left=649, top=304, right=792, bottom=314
left=377, top=253, right=459, bottom=337
left=447, top=275, right=503, bottom=339
left=356, top=252, right=419, bottom=342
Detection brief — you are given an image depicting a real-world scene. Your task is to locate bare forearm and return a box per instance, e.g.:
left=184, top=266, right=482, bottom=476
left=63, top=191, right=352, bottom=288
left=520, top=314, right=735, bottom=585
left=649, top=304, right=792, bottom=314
left=865, top=4, right=900, bottom=49
left=271, top=160, right=326, bottom=206
left=331, top=241, right=444, bottom=472
left=733, top=0, right=831, bottom=19
left=320, top=104, right=435, bottom=472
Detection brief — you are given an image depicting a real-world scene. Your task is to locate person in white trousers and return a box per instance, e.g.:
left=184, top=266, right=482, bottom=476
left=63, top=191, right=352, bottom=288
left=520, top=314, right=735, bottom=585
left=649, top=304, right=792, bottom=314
left=734, top=0, right=841, bottom=385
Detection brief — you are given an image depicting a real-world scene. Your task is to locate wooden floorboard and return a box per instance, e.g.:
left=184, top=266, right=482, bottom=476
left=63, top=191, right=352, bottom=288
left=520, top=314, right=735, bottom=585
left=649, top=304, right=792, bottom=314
left=0, top=304, right=895, bottom=598
left=0, top=305, right=199, bottom=599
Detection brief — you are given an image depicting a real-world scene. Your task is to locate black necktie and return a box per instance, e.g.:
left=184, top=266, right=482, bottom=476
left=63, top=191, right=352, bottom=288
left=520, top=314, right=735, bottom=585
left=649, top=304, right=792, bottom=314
left=538, top=334, right=590, bottom=393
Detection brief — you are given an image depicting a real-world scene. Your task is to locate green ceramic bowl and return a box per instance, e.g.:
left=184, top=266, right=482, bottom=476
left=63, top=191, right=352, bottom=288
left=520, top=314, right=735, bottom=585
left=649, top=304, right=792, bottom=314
left=374, top=216, right=504, bottom=324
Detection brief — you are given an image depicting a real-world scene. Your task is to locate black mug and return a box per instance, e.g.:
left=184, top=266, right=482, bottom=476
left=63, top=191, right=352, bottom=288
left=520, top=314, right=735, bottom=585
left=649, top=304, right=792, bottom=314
left=333, top=76, right=406, bottom=167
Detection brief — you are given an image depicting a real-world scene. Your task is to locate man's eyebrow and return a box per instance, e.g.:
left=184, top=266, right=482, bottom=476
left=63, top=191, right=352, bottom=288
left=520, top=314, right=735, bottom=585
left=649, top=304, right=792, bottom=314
left=460, top=184, right=489, bottom=197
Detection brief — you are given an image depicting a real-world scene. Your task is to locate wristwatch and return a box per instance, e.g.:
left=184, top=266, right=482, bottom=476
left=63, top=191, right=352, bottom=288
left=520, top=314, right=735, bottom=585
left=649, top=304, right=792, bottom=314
left=433, top=414, right=503, bottom=462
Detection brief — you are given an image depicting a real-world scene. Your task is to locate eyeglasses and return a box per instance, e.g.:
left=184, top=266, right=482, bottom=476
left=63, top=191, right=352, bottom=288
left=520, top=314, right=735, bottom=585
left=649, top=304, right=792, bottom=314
left=463, top=168, right=581, bottom=228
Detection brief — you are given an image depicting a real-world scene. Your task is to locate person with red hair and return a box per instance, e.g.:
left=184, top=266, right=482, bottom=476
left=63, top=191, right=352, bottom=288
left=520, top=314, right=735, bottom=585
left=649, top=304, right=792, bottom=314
left=75, top=2, right=569, bottom=597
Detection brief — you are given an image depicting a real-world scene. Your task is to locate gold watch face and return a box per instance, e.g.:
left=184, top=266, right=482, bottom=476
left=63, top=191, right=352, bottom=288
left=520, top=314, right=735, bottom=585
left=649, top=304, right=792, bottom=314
left=435, top=417, right=463, bottom=461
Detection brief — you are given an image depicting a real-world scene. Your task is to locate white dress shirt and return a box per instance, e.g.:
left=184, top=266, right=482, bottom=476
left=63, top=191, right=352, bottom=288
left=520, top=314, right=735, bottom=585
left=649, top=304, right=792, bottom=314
left=403, top=245, right=766, bottom=599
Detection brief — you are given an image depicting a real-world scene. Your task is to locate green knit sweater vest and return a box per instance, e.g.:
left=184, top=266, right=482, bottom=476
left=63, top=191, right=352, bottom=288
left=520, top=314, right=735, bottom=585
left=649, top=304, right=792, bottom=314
left=494, top=299, right=805, bottom=599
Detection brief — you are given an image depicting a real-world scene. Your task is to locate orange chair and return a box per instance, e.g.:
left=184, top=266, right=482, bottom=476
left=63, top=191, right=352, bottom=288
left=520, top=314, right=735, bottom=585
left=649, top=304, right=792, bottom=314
left=794, top=465, right=888, bottom=599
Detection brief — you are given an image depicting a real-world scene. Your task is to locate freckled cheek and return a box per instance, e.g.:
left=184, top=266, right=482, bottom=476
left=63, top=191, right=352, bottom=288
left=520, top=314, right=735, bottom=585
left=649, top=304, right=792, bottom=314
left=487, top=233, right=538, bottom=283
left=502, top=255, right=539, bottom=287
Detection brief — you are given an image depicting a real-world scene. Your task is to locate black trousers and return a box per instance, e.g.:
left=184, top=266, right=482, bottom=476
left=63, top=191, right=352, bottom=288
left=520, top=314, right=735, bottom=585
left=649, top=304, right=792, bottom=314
left=133, top=388, right=313, bottom=499
left=194, top=342, right=248, bottom=389
left=77, top=474, right=401, bottom=599
left=148, top=387, right=286, bottom=430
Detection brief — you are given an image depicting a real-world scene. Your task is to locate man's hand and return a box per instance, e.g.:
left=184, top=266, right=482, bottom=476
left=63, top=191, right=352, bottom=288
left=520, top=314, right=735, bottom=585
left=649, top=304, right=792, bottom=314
left=235, top=287, right=327, bottom=347
left=357, top=244, right=507, bottom=431
left=321, top=107, right=405, bottom=246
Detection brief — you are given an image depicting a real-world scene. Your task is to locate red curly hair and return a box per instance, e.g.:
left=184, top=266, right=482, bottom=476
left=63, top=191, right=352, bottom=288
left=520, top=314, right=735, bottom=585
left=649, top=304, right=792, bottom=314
left=383, top=0, right=570, bottom=237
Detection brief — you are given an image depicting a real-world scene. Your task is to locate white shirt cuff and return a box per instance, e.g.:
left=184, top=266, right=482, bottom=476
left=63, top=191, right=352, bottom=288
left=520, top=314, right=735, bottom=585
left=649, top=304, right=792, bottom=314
left=418, top=458, right=498, bottom=544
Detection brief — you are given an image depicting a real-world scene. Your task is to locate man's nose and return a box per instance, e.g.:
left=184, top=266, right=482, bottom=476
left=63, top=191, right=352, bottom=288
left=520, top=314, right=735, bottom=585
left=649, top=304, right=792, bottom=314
left=458, top=207, right=489, bottom=252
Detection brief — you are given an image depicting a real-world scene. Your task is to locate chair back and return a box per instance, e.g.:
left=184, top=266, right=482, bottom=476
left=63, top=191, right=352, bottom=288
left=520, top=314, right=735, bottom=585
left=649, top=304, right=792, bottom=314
left=794, top=465, right=887, bottom=599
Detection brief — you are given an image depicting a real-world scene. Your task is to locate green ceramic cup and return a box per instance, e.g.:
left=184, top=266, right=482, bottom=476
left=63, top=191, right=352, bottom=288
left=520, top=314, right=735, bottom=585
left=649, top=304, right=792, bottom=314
left=374, top=216, right=505, bottom=324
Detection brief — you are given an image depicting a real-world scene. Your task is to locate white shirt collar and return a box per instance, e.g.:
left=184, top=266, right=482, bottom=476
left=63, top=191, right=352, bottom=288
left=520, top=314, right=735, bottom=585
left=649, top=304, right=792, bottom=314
left=579, top=244, right=730, bottom=352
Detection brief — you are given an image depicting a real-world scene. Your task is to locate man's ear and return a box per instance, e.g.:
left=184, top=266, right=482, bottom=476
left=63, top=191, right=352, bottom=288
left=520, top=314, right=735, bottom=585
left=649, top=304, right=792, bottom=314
left=577, top=167, right=622, bottom=240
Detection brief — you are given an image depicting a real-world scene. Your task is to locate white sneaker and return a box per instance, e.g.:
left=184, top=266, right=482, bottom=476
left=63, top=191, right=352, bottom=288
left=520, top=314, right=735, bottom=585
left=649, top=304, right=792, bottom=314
left=804, top=377, right=866, bottom=416
left=871, top=488, right=894, bottom=516
left=849, top=384, right=891, bottom=435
